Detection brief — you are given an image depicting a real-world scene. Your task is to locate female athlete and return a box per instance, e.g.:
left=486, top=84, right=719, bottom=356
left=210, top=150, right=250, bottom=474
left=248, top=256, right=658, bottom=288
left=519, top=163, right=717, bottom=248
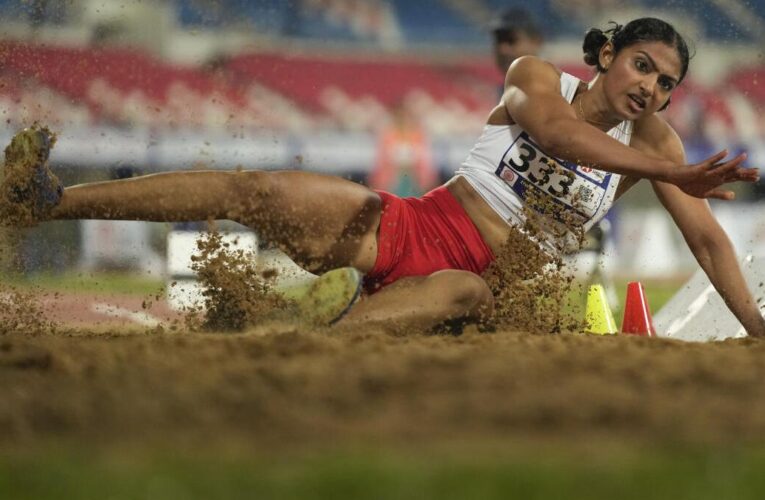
left=4, top=17, right=764, bottom=335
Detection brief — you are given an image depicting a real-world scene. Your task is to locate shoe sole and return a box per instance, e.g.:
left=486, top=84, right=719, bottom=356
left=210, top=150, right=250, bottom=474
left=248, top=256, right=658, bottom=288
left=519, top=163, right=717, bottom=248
left=278, top=267, right=363, bottom=326
left=5, top=126, right=53, bottom=167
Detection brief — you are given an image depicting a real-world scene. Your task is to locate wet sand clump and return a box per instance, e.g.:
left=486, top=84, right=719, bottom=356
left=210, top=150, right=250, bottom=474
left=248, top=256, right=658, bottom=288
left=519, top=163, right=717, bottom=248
left=482, top=185, right=587, bottom=334
left=187, top=228, right=292, bottom=331
left=482, top=225, right=580, bottom=333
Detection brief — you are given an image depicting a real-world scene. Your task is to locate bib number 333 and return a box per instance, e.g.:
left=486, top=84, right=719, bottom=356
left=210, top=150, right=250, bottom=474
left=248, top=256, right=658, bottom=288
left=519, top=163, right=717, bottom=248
left=495, top=132, right=611, bottom=221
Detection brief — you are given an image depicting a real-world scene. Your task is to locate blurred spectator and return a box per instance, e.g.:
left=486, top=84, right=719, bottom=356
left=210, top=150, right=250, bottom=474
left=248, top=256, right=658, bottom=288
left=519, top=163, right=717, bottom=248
left=368, top=102, right=437, bottom=197
left=90, top=21, right=127, bottom=46
left=490, top=8, right=543, bottom=76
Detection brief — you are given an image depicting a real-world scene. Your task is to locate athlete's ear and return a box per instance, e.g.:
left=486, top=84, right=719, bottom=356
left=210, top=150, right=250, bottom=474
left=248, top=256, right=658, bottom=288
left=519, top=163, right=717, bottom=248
left=598, top=41, right=615, bottom=72
left=659, top=97, right=671, bottom=111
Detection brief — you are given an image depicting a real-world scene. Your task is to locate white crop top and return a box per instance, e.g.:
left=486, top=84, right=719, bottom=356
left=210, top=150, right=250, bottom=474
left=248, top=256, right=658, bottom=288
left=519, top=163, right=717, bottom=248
left=454, top=71, right=633, bottom=253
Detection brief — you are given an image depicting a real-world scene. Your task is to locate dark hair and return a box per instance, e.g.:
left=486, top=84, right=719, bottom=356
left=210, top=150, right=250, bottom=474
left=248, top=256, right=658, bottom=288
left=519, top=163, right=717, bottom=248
left=582, top=18, right=691, bottom=83
left=491, top=8, right=542, bottom=43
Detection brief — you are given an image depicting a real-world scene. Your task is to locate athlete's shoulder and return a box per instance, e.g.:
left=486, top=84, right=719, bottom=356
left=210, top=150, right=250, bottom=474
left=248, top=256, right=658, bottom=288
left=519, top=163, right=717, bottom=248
left=505, top=56, right=562, bottom=88
left=632, top=112, right=684, bottom=161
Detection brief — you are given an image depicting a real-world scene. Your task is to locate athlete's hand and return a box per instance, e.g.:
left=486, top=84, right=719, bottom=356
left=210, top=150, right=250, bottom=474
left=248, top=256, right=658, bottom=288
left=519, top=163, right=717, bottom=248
left=666, top=150, right=759, bottom=200
left=745, top=315, right=765, bottom=338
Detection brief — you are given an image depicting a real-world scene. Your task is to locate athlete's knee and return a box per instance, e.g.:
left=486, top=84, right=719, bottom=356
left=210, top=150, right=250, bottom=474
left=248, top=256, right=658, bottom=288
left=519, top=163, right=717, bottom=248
left=337, top=188, right=380, bottom=232
left=360, top=190, right=381, bottom=217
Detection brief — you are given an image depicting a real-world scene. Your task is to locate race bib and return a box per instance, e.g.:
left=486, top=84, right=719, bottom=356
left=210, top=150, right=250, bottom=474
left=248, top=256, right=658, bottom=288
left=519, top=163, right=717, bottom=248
left=495, top=131, right=612, bottom=224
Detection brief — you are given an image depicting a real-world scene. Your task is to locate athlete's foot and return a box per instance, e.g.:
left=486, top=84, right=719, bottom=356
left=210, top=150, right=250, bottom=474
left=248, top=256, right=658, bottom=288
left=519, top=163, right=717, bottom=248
left=0, top=125, right=63, bottom=226
left=277, top=267, right=363, bottom=326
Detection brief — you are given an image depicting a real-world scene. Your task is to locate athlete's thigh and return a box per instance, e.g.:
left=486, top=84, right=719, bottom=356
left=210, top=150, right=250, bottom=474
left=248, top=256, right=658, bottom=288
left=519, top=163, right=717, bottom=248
left=237, top=170, right=381, bottom=271
left=345, top=270, right=493, bottom=330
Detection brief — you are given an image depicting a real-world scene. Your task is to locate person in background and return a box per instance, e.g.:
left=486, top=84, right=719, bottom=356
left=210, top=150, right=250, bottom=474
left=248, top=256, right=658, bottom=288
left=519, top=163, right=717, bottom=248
left=368, top=102, right=438, bottom=197
left=491, top=8, right=543, bottom=80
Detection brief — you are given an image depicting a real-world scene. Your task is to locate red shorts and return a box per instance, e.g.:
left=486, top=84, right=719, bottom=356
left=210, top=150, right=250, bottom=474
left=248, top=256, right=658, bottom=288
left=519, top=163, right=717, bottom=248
left=364, top=186, right=495, bottom=293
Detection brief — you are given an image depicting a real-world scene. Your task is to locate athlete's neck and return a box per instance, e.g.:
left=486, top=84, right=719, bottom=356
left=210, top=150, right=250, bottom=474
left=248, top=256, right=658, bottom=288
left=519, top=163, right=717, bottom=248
left=576, top=87, right=622, bottom=132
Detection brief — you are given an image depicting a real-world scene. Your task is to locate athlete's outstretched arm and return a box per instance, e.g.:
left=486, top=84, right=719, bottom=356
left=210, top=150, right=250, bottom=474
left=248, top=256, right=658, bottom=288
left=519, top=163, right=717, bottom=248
left=502, top=56, right=757, bottom=199
left=657, top=182, right=765, bottom=337
left=639, top=124, right=765, bottom=337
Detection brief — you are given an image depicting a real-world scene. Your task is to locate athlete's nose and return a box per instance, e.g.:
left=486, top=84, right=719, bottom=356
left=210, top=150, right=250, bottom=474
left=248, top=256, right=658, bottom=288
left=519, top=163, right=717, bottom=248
left=640, top=77, right=656, bottom=98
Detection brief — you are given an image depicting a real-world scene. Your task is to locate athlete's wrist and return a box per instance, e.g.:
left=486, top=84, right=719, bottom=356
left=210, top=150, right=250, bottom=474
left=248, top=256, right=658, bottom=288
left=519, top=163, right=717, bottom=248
left=653, top=159, right=678, bottom=183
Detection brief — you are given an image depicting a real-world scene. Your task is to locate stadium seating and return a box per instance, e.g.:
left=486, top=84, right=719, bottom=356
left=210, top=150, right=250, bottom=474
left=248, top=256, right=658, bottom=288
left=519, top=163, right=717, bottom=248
left=0, top=0, right=761, bottom=46
left=176, top=0, right=293, bottom=34
left=175, top=0, right=390, bottom=44
left=1, top=37, right=762, bottom=142
left=0, top=0, right=68, bottom=24
left=224, top=51, right=498, bottom=133
left=388, top=0, right=483, bottom=44
left=1, top=0, right=763, bottom=143
left=727, top=67, right=765, bottom=104
left=171, top=0, right=764, bottom=46
left=0, top=41, right=260, bottom=129
left=637, top=0, right=756, bottom=41
left=0, top=40, right=497, bottom=134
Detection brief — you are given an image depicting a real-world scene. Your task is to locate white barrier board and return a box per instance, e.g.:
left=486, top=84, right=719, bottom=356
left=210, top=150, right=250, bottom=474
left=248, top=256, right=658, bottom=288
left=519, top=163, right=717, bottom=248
left=654, top=255, right=765, bottom=342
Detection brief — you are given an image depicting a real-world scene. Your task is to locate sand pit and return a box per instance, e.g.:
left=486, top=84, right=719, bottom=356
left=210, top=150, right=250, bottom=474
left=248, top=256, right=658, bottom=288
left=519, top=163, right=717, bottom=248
left=1, top=149, right=760, bottom=451
left=2, top=320, right=764, bottom=449
left=1, top=126, right=762, bottom=480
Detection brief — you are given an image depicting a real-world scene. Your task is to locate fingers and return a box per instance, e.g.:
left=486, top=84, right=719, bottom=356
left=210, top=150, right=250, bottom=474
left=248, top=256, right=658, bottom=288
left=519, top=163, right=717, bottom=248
left=707, top=152, right=746, bottom=173
left=733, top=167, right=760, bottom=183
left=722, top=166, right=759, bottom=183
left=726, top=152, right=747, bottom=169
left=702, top=149, right=729, bottom=167
left=707, top=159, right=741, bottom=179
left=706, top=153, right=759, bottom=183
left=706, top=189, right=736, bottom=201
left=679, top=151, right=759, bottom=199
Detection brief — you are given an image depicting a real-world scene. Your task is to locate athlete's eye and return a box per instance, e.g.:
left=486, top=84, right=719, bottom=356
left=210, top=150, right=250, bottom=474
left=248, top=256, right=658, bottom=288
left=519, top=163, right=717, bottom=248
left=658, top=77, right=675, bottom=92
left=635, top=59, right=649, bottom=72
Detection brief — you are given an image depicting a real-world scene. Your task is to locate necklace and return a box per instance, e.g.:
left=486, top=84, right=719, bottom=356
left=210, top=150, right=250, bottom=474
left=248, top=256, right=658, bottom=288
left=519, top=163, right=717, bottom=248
left=576, top=93, right=626, bottom=133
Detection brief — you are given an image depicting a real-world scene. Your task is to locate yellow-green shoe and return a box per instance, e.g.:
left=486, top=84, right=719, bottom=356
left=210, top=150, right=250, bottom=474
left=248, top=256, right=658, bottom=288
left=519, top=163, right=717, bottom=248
left=278, top=267, right=363, bottom=326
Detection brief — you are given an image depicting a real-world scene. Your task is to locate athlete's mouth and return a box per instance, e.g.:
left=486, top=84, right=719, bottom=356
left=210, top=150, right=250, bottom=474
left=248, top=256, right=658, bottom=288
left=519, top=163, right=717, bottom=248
left=628, top=94, right=646, bottom=110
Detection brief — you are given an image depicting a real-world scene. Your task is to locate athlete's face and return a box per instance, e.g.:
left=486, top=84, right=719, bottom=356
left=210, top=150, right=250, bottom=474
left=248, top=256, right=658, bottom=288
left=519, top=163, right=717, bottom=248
left=599, top=41, right=683, bottom=120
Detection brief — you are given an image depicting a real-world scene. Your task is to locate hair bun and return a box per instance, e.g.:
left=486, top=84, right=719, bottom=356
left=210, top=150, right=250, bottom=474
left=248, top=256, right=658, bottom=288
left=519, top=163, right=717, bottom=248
left=582, top=28, right=608, bottom=66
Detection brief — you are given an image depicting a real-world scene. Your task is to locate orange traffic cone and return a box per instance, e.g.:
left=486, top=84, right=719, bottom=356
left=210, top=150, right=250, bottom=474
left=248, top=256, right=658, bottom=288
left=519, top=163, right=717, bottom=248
left=621, top=281, right=656, bottom=337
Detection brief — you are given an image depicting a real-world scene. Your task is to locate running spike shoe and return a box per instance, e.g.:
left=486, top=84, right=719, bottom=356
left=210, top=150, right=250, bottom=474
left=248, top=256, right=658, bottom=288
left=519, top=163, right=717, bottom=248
left=1, top=125, right=63, bottom=226
left=278, top=267, right=363, bottom=326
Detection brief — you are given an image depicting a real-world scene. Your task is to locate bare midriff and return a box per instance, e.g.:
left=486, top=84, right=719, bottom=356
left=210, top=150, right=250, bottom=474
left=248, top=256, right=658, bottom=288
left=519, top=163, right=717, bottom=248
left=444, top=176, right=512, bottom=257
left=445, top=174, right=638, bottom=258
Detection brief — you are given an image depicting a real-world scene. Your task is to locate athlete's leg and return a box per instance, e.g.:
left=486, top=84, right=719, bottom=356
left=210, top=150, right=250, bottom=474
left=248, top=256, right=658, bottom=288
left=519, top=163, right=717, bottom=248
left=337, top=270, right=494, bottom=331
left=51, top=170, right=381, bottom=273
left=53, top=171, right=240, bottom=222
